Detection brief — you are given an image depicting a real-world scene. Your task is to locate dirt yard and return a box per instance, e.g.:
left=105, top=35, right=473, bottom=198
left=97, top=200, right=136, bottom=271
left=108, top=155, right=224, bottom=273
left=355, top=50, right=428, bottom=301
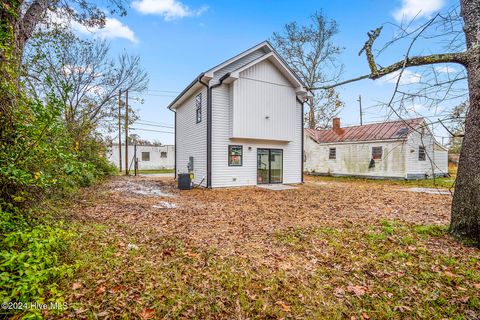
left=57, top=176, right=479, bottom=319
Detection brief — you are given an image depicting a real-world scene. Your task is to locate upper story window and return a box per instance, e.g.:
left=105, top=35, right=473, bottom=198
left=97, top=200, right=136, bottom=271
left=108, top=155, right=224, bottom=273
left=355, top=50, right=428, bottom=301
left=195, top=93, right=202, bottom=123
left=142, top=152, right=150, bottom=161
left=418, top=146, right=426, bottom=161
left=372, top=147, right=383, bottom=160
left=228, top=145, right=243, bottom=166
left=329, top=148, right=336, bottom=160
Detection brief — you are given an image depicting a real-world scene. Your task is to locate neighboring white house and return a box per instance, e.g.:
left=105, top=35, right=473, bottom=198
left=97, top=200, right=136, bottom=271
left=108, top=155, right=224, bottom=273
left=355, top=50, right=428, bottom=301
left=168, top=41, right=311, bottom=187
left=304, top=118, right=449, bottom=179
left=108, top=145, right=175, bottom=170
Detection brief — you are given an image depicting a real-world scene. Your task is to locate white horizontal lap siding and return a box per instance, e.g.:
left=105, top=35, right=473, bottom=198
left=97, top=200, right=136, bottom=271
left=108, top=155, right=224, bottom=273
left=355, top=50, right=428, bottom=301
left=232, top=60, right=295, bottom=141
left=304, top=139, right=407, bottom=178
left=211, top=85, right=302, bottom=187
left=434, top=145, right=449, bottom=174
left=175, top=87, right=207, bottom=186
left=406, top=131, right=446, bottom=176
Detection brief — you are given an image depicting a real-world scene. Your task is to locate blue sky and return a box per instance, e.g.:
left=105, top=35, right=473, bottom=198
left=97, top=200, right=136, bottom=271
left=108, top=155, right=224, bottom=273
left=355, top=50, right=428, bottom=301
left=82, top=0, right=464, bottom=144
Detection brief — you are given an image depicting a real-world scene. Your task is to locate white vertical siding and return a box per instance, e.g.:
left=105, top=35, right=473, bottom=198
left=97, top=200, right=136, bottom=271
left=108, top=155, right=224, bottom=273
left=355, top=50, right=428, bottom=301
left=231, top=60, right=296, bottom=141
left=175, top=87, right=207, bottom=186
left=211, top=84, right=302, bottom=187
left=304, top=138, right=407, bottom=178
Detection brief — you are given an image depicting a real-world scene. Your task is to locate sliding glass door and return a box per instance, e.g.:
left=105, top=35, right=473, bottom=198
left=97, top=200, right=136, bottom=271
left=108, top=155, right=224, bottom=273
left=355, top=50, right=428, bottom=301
left=257, top=149, right=283, bottom=184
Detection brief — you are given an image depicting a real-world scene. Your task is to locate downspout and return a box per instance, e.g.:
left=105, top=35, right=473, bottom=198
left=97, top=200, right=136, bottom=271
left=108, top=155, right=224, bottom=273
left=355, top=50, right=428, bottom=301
left=199, top=73, right=230, bottom=188
left=198, top=77, right=210, bottom=187
left=297, top=97, right=305, bottom=184
left=174, top=111, right=177, bottom=180
left=301, top=100, right=305, bottom=183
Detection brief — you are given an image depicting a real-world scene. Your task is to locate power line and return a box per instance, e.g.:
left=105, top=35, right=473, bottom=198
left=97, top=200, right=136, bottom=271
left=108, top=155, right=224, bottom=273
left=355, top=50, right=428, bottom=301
left=131, top=93, right=177, bottom=98
left=134, top=121, right=174, bottom=129
left=147, top=89, right=181, bottom=93
left=130, top=127, right=174, bottom=134
left=136, top=119, right=173, bottom=126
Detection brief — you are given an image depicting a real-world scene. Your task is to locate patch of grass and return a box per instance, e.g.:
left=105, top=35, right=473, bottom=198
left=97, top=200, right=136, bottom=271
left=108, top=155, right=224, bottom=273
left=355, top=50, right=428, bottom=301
left=136, top=169, right=174, bottom=174
left=307, top=174, right=456, bottom=189
left=414, top=225, right=448, bottom=236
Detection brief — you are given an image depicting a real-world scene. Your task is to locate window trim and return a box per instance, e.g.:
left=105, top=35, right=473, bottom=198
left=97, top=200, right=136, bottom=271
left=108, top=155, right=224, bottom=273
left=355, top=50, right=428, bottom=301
left=195, top=93, right=202, bottom=123
left=228, top=145, right=243, bottom=166
left=372, top=146, right=383, bottom=160
left=328, top=147, right=336, bottom=160
left=418, top=146, right=426, bottom=161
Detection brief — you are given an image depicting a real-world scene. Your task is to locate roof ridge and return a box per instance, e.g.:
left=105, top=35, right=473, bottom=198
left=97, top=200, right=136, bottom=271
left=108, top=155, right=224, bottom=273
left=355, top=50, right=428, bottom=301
left=305, top=117, right=425, bottom=144
left=311, top=117, right=424, bottom=132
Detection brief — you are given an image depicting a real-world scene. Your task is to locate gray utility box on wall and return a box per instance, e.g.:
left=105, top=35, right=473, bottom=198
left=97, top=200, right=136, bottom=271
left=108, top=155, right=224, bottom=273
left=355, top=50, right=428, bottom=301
left=178, top=173, right=191, bottom=190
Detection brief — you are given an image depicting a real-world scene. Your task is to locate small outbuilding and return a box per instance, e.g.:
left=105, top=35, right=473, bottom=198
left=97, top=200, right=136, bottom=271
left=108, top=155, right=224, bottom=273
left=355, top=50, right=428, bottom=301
left=108, top=144, right=175, bottom=171
left=304, top=118, right=449, bottom=179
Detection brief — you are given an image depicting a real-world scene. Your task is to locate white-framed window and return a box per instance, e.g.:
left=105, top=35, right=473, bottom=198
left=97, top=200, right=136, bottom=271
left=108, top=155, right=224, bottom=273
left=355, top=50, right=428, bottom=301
left=418, top=146, right=426, bottom=161
left=372, top=146, right=383, bottom=160
left=329, top=147, right=336, bottom=160
left=160, top=151, right=167, bottom=158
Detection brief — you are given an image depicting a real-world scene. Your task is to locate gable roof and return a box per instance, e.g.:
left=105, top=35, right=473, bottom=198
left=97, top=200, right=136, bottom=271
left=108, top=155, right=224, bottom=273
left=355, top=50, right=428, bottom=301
left=167, top=41, right=310, bottom=110
left=305, top=118, right=425, bottom=144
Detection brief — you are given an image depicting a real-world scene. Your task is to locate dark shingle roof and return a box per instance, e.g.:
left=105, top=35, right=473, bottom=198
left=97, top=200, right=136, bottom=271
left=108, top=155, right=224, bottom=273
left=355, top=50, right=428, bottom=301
left=305, top=118, right=425, bottom=144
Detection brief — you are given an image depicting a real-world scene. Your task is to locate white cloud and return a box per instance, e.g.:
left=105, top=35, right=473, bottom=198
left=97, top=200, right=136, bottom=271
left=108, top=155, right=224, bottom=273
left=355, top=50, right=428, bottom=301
left=435, top=66, right=457, bottom=74
left=47, top=11, right=137, bottom=43
left=379, top=69, right=422, bottom=85
left=393, top=0, right=445, bottom=22
left=72, top=18, right=138, bottom=43
left=132, top=0, right=207, bottom=20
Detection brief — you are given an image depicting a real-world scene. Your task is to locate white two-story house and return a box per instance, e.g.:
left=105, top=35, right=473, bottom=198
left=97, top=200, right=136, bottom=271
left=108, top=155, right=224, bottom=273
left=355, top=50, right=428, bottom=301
left=168, top=41, right=311, bottom=187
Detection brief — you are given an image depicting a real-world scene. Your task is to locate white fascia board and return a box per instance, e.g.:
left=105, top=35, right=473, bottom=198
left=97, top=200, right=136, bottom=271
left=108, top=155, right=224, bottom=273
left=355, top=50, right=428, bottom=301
left=169, top=82, right=204, bottom=110
left=205, top=41, right=271, bottom=75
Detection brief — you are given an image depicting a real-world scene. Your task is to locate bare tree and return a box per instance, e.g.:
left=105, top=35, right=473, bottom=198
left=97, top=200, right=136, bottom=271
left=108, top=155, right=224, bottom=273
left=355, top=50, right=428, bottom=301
left=446, top=101, right=468, bottom=153
left=271, top=11, right=344, bottom=129
left=23, top=29, right=148, bottom=144
left=312, top=1, right=479, bottom=246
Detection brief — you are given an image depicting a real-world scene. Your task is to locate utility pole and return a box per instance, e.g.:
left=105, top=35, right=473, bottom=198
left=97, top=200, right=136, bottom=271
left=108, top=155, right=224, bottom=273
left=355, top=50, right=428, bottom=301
left=357, top=95, right=363, bottom=126
left=125, top=89, right=129, bottom=176
left=118, top=89, right=122, bottom=172
left=134, top=144, right=137, bottom=176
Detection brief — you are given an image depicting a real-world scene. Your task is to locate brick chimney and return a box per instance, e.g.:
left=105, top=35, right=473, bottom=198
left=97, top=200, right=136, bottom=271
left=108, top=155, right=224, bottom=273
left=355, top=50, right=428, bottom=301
left=333, top=118, right=341, bottom=130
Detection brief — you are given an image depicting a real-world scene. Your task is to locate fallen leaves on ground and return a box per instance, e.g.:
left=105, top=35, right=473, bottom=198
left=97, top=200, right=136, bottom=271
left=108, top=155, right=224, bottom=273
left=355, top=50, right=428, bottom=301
left=52, top=175, right=479, bottom=319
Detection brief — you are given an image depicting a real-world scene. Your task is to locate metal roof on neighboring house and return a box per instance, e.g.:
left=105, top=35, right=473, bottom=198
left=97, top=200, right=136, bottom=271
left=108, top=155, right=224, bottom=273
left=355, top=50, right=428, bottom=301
left=305, top=118, right=425, bottom=144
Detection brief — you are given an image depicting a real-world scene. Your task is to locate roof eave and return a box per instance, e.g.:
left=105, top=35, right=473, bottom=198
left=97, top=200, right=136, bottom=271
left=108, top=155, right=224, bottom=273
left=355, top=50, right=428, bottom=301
left=167, top=73, right=212, bottom=111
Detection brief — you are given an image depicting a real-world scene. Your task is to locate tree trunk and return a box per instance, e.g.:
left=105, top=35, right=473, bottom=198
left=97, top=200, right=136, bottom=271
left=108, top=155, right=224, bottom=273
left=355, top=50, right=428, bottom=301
left=449, top=0, right=480, bottom=247
left=0, top=1, right=21, bottom=131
